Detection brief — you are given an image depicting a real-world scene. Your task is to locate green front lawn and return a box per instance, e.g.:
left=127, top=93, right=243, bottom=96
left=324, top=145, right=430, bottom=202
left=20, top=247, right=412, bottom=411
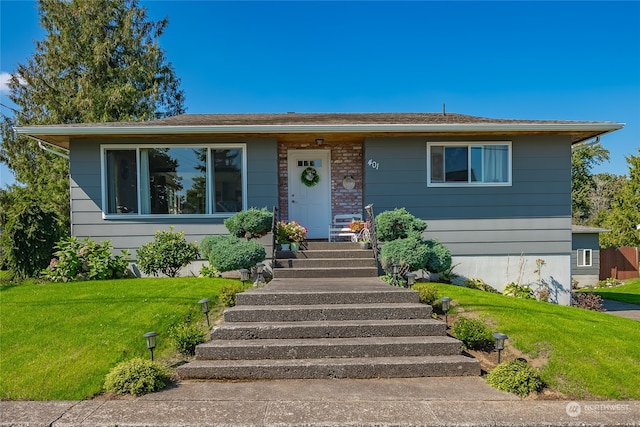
left=585, top=278, right=640, bottom=304
left=431, top=283, right=640, bottom=400
left=0, top=277, right=240, bottom=400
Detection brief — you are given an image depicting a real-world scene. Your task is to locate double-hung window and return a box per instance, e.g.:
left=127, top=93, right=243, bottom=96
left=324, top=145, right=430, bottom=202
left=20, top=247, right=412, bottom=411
left=102, top=144, right=246, bottom=216
left=427, top=142, right=511, bottom=186
left=577, top=249, right=592, bottom=267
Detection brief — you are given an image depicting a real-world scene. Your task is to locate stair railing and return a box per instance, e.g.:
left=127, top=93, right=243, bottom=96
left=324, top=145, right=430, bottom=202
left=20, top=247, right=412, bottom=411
left=271, top=206, right=280, bottom=276
left=364, top=204, right=380, bottom=267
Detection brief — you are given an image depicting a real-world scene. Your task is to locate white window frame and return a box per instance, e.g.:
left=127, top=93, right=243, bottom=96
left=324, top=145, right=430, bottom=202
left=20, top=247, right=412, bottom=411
left=427, top=141, right=512, bottom=187
left=577, top=249, right=593, bottom=267
left=100, top=143, right=247, bottom=219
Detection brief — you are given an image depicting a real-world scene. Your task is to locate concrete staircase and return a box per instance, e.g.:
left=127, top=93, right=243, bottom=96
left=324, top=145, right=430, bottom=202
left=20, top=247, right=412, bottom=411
left=272, top=241, right=378, bottom=278
left=177, top=278, right=480, bottom=380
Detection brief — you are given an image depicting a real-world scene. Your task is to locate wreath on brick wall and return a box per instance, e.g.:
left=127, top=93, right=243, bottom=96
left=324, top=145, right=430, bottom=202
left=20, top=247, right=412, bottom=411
left=301, top=167, right=320, bottom=187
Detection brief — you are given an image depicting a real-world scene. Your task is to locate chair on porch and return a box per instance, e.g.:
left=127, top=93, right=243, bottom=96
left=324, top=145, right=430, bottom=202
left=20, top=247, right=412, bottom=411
left=329, top=213, right=362, bottom=242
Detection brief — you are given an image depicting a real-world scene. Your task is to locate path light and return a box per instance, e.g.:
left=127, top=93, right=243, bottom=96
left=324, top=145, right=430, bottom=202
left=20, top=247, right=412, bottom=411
left=493, top=333, right=508, bottom=363
left=254, top=263, right=265, bottom=286
left=198, top=298, right=211, bottom=327
left=239, top=268, right=249, bottom=286
left=392, top=263, right=399, bottom=286
left=406, top=273, right=417, bottom=287
left=143, top=332, right=158, bottom=361
left=440, top=297, right=452, bottom=327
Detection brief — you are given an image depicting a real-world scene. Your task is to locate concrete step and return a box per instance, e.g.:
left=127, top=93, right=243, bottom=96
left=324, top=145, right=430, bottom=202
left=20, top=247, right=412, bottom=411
left=224, top=303, right=432, bottom=322
left=274, top=258, right=377, bottom=269
left=236, top=287, right=418, bottom=306
left=303, top=242, right=362, bottom=250
left=276, top=249, right=374, bottom=259
left=177, top=355, right=481, bottom=380
left=195, top=336, right=462, bottom=360
left=275, top=267, right=379, bottom=278
left=211, top=318, right=446, bottom=340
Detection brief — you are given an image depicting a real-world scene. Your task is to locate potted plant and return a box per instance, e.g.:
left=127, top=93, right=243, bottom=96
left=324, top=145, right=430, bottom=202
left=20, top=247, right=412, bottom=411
left=350, top=220, right=371, bottom=248
left=277, top=220, right=307, bottom=251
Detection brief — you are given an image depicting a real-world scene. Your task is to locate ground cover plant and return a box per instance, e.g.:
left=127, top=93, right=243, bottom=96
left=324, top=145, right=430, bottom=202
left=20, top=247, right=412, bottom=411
left=581, top=278, right=640, bottom=304
left=430, top=283, right=640, bottom=399
left=0, top=277, right=242, bottom=400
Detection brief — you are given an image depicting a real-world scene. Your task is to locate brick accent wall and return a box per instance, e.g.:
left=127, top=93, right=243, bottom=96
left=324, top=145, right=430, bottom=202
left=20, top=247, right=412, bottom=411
left=278, top=140, right=363, bottom=222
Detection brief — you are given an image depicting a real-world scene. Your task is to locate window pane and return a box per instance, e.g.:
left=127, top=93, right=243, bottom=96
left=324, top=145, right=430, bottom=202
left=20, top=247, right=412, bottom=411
left=444, top=147, right=468, bottom=182
left=141, top=147, right=207, bottom=214
left=482, top=145, right=509, bottom=183
left=106, top=150, right=137, bottom=214
left=430, top=146, right=444, bottom=183
left=470, top=146, right=482, bottom=182
left=213, top=149, right=242, bottom=213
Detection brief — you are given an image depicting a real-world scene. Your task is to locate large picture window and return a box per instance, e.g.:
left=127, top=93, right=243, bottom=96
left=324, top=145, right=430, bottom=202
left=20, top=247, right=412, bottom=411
left=428, top=142, right=511, bottom=186
left=103, top=145, right=245, bottom=216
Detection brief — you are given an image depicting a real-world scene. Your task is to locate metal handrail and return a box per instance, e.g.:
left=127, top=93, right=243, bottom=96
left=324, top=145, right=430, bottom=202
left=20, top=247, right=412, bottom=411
left=271, top=206, right=279, bottom=276
left=364, top=204, right=379, bottom=267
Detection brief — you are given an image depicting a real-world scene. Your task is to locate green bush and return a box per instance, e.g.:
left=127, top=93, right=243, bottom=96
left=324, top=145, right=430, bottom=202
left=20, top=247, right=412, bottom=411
left=503, top=282, right=536, bottom=300
left=103, top=358, right=170, bottom=396
left=203, top=235, right=266, bottom=272
left=42, top=237, right=130, bottom=282
left=411, top=283, right=439, bottom=305
left=486, top=359, right=545, bottom=397
left=464, top=277, right=499, bottom=293
left=1, top=202, right=62, bottom=278
left=375, top=208, right=427, bottom=241
left=380, top=234, right=430, bottom=273
left=168, top=323, right=207, bottom=356
left=219, top=282, right=247, bottom=307
left=224, top=207, right=273, bottom=240
left=452, top=316, right=494, bottom=350
left=199, top=264, right=220, bottom=278
left=424, top=239, right=452, bottom=273
left=136, top=227, right=200, bottom=277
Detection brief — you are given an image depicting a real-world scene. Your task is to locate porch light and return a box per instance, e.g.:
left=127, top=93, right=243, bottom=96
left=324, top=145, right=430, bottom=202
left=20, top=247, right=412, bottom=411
left=254, top=263, right=265, bottom=286
left=440, top=297, right=452, bottom=327
left=406, top=273, right=417, bottom=287
left=239, top=268, right=250, bottom=286
left=316, top=138, right=324, bottom=145
left=493, top=333, right=508, bottom=363
left=198, top=298, right=211, bottom=327
left=143, top=332, right=158, bottom=361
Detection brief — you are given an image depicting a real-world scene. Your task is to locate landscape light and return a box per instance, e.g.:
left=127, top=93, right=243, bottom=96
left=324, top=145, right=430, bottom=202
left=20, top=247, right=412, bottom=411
left=440, top=297, right=452, bottom=327
left=406, top=273, right=417, bottom=287
left=254, top=263, right=265, bottom=286
left=198, top=298, right=211, bottom=327
left=143, top=332, right=158, bottom=361
left=239, top=268, right=249, bottom=286
left=493, top=333, right=509, bottom=363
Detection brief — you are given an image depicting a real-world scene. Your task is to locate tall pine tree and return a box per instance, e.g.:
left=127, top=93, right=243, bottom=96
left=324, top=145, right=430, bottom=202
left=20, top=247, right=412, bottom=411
left=0, top=0, right=185, bottom=231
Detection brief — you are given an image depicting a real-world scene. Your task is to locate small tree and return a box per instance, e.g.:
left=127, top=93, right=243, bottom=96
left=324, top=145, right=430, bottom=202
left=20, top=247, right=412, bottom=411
left=375, top=208, right=427, bottom=241
left=136, top=227, right=199, bottom=277
left=202, top=235, right=266, bottom=272
left=224, top=208, right=273, bottom=240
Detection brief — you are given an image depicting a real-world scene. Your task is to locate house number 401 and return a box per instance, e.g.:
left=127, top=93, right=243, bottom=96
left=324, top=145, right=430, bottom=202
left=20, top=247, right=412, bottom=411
left=367, top=159, right=379, bottom=170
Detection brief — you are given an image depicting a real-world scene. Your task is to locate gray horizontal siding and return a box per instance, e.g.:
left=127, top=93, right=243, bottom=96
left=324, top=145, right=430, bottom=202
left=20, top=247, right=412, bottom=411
left=572, top=233, right=601, bottom=276
left=69, top=137, right=278, bottom=252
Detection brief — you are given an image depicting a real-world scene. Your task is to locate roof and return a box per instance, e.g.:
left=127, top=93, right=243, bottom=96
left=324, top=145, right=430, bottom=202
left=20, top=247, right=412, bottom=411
left=572, top=224, right=610, bottom=234
left=14, top=112, right=625, bottom=150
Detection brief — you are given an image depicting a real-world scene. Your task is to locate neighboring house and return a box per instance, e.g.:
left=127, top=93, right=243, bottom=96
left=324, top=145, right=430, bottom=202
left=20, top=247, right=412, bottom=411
left=571, top=225, right=609, bottom=288
left=15, top=113, right=623, bottom=304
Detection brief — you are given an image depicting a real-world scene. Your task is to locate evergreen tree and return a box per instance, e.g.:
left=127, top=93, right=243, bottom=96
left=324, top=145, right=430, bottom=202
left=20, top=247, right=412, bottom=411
left=571, top=143, right=609, bottom=224
left=600, top=149, right=640, bottom=248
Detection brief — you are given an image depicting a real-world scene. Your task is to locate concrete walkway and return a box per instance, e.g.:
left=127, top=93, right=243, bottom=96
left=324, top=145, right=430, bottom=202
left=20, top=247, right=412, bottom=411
left=2, top=377, right=639, bottom=426
left=602, top=298, right=640, bottom=321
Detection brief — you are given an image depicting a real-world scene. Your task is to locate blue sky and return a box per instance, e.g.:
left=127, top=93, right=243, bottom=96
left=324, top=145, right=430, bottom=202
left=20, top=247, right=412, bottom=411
left=1, top=1, right=639, bottom=188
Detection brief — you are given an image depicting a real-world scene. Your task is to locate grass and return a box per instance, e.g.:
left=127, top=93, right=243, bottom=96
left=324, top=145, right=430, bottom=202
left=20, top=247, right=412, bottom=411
left=581, top=278, right=640, bottom=304
left=0, top=277, right=243, bottom=400
left=430, top=283, right=640, bottom=400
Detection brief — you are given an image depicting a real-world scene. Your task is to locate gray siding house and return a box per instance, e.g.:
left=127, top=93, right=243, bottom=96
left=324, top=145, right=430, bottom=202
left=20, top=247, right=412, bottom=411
left=16, top=113, right=623, bottom=305
left=571, top=225, right=609, bottom=288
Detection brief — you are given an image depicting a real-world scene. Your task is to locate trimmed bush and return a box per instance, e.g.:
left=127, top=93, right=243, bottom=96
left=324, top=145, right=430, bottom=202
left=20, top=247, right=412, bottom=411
left=202, top=235, right=266, bottom=272
left=219, top=282, right=247, bottom=307
left=136, top=227, right=199, bottom=277
left=486, top=359, right=545, bottom=397
left=411, top=283, right=439, bottom=305
left=42, top=237, right=130, bottom=282
left=452, top=316, right=494, bottom=350
left=380, top=234, right=430, bottom=273
left=169, top=323, right=207, bottom=356
left=375, top=208, right=427, bottom=241
left=424, top=239, right=452, bottom=273
left=224, top=207, right=273, bottom=240
left=103, top=358, right=170, bottom=396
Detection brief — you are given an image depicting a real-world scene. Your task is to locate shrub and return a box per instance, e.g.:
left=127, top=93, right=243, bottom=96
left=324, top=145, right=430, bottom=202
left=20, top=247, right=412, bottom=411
left=203, top=235, right=266, bottom=272
left=424, top=239, right=452, bottom=273
left=572, top=292, right=604, bottom=311
left=219, top=282, right=247, bottom=307
left=1, top=202, right=62, bottom=278
left=375, top=208, right=427, bottom=241
left=380, top=234, right=430, bottom=274
left=169, top=323, right=207, bottom=356
left=464, top=278, right=499, bottom=293
left=486, top=359, right=544, bottom=397
left=42, top=237, right=130, bottom=282
left=103, top=358, right=170, bottom=396
left=136, top=227, right=199, bottom=277
left=199, top=264, right=220, bottom=278
left=452, top=316, right=494, bottom=350
left=503, top=282, right=536, bottom=300
left=224, top=207, right=273, bottom=240
left=411, top=283, right=439, bottom=305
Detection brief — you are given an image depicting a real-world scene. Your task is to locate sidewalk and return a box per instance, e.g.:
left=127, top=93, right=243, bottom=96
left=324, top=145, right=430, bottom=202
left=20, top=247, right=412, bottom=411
left=2, top=377, right=639, bottom=426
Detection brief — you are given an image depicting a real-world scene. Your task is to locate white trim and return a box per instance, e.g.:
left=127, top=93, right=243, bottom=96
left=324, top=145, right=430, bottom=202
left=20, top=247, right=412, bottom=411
left=426, top=141, right=512, bottom=187
left=577, top=248, right=593, bottom=267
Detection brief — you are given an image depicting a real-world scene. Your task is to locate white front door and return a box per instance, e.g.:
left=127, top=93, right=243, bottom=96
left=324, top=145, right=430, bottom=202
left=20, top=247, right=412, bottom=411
left=288, top=149, right=331, bottom=239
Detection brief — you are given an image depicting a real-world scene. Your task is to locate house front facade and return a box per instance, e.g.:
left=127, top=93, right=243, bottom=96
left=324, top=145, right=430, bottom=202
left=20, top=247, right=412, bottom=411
left=16, top=113, right=623, bottom=304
